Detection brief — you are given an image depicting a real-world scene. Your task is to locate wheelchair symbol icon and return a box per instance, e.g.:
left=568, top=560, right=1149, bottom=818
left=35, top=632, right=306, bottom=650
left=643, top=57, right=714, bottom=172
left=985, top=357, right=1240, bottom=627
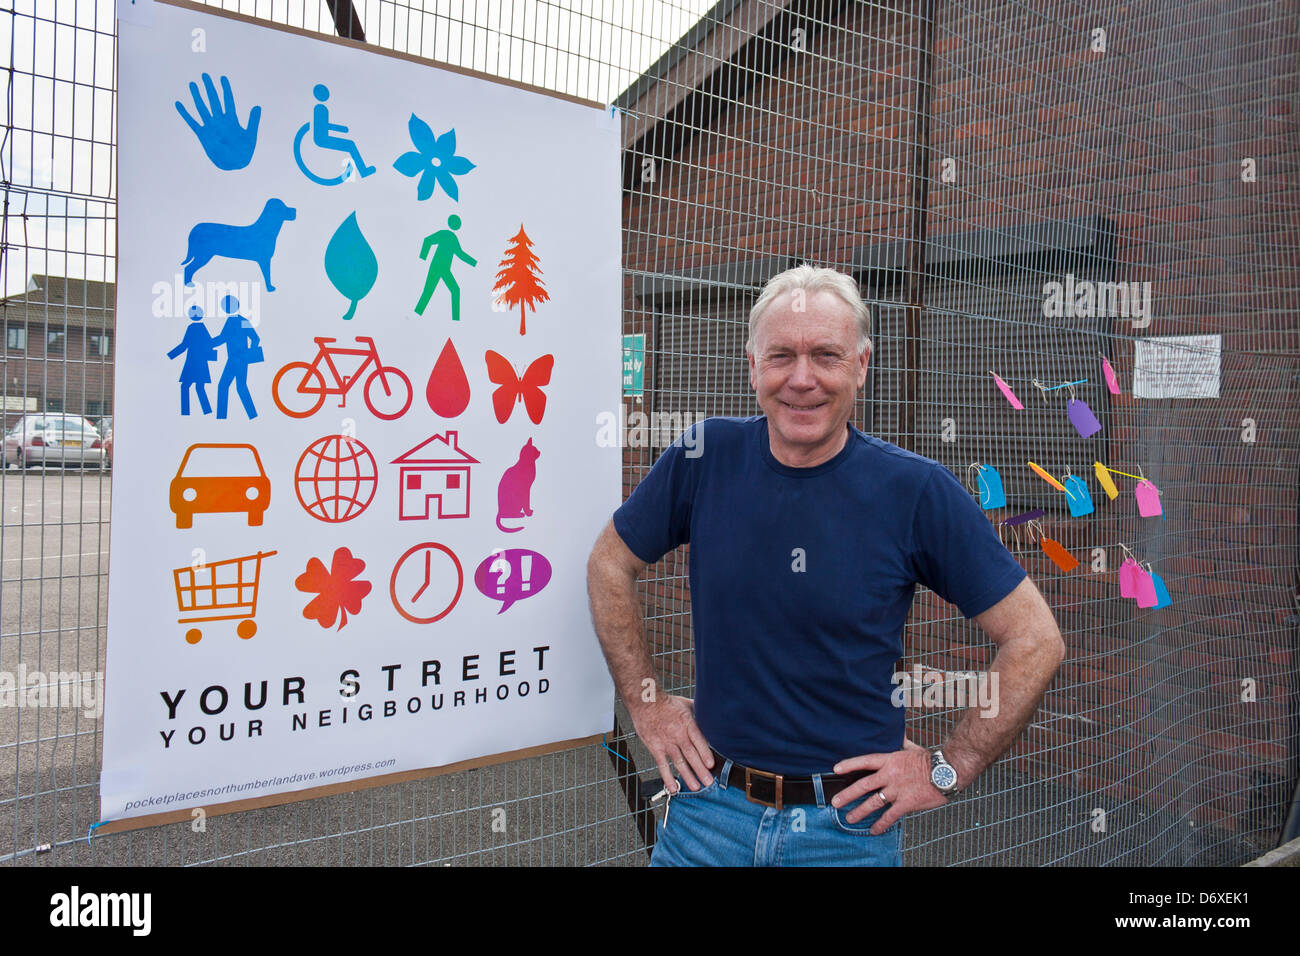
left=293, top=83, right=376, bottom=187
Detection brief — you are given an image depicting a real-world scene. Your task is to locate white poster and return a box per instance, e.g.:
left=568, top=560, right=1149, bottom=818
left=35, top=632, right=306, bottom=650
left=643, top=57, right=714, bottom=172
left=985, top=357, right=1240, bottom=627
left=104, top=1, right=620, bottom=826
left=1133, top=334, right=1222, bottom=399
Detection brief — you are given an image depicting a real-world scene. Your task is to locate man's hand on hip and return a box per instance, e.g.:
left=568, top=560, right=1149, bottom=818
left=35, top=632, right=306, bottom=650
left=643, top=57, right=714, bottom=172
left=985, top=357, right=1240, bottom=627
left=831, top=737, right=947, bottom=835
left=630, top=694, right=714, bottom=793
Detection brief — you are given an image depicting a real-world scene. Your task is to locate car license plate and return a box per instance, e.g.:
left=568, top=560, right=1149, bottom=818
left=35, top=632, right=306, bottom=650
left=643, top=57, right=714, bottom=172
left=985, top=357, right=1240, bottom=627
left=64, top=440, right=81, bottom=447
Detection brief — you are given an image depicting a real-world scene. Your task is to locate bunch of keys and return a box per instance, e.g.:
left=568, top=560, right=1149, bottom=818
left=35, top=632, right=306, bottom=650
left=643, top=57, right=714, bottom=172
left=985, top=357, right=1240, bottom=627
left=650, top=784, right=676, bottom=829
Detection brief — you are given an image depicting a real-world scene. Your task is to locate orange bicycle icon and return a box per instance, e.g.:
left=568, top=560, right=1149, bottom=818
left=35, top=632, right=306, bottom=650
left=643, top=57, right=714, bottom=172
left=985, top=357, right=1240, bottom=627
left=271, top=336, right=413, bottom=420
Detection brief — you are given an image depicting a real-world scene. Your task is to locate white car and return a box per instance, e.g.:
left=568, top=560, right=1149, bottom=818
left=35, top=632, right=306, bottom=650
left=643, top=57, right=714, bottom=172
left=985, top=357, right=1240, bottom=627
left=3, top=415, right=107, bottom=470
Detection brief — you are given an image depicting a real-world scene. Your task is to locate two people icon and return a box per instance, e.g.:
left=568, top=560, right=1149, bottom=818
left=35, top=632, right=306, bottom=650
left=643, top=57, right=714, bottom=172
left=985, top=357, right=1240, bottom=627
left=416, top=215, right=476, bottom=321
left=167, top=296, right=263, bottom=419
left=294, top=84, right=376, bottom=186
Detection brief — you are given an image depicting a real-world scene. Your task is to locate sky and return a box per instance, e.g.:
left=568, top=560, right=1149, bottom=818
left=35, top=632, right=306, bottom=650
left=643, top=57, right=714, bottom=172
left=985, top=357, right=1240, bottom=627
left=0, top=0, right=717, bottom=295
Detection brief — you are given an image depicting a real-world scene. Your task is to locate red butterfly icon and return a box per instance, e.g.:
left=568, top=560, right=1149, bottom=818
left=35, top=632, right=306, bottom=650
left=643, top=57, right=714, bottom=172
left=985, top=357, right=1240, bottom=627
left=485, top=350, right=554, bottom=424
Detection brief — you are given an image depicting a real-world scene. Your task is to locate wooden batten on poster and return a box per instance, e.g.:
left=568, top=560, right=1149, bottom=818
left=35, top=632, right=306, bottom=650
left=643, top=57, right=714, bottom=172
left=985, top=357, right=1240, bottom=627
left=95, top=732, right=607, bottom=835
left=153, top=0, right=608, bottom=114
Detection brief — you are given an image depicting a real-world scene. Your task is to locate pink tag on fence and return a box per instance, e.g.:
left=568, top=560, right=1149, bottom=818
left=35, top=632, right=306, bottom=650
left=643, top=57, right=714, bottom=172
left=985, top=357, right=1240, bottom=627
left=1102, top=355, right=1121, bottom=395
left=991, top=372, right=1024, bottom=410
left=1135, top=481, right=1162, bottom=517
left=1134, top=567, right=1158, bottom=608
left=1068, top=399, right=1102, bottom=438
left=1119, top=558, right=1140, bottom=598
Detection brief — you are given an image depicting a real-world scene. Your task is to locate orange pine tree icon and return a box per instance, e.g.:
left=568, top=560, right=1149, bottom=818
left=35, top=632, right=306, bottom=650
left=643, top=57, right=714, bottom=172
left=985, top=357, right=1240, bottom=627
left=493, top=225, right=549, bottom=335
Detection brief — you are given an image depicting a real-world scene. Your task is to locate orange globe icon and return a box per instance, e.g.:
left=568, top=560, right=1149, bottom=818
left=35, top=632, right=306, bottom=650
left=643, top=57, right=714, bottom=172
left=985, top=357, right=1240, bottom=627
left=294, top=435, right=378, bottom=522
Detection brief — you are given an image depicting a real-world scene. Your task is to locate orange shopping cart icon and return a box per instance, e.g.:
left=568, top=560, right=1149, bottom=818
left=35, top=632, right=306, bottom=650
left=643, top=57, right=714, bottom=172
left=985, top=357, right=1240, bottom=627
left=173, top=550, right=278, bottom=645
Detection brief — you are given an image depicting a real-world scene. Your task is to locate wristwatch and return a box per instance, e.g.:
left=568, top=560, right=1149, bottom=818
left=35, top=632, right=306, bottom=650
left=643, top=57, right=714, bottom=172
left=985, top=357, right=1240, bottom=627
left=930, top=749, right=959, bottom=796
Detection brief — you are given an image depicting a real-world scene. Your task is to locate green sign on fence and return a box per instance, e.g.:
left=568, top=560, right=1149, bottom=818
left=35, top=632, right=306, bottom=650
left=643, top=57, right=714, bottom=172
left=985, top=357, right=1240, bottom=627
left=623, top=333, right=645, bottom=398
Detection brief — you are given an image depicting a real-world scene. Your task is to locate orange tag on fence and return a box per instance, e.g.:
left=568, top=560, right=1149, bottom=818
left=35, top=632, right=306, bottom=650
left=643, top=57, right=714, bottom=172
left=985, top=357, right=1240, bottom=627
left=1028, top=461, right=1067, bottom=492
left=1039, top=536, right=1080, bottom=572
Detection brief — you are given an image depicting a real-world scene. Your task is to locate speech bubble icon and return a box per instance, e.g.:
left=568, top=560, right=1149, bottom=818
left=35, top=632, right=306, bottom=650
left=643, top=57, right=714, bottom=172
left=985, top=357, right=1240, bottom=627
left=474, top=548, right=551, bottom=613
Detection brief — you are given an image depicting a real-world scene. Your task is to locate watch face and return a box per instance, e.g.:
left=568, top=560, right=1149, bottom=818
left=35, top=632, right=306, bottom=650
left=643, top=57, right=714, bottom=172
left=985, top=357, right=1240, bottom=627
left=932, top=764, right=957, bottom=790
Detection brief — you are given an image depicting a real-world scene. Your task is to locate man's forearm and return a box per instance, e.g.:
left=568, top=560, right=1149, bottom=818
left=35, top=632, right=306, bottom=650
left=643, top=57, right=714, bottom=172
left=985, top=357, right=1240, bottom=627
left=940, top=632, right=1062, bottom=787
left=586, top=561, right=659, bottom=713
left=588, top=544, right=716, bottom=790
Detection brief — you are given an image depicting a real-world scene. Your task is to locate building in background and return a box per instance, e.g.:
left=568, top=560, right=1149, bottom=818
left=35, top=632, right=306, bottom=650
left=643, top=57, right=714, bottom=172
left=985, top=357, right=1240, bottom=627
left=0, top=274, right=115, bottom=430
left=616, top=0, right=1299, bottom=862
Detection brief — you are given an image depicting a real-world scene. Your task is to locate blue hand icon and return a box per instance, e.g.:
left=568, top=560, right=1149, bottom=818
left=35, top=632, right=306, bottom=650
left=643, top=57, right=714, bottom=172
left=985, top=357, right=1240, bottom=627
left=175, top=73, right=262, bottom=171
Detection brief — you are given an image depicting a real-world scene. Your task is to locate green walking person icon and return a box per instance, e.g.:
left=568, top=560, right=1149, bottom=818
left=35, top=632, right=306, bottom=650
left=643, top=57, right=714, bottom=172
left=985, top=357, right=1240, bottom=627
left=415, top=214, right=476, bottom=321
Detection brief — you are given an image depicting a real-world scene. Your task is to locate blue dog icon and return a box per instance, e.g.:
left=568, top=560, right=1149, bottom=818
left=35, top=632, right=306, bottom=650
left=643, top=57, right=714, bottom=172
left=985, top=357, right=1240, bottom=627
left=181, top=198, right=296, bottom=291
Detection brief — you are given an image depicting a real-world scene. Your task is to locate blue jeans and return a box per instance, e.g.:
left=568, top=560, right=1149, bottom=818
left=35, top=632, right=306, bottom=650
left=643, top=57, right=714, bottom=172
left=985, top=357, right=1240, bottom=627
left=649, top=756, right=903, bottom=867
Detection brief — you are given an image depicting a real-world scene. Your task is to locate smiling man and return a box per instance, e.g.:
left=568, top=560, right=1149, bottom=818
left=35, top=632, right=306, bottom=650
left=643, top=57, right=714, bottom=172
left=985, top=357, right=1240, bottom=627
left=586, top=264, right=1064, bottom=866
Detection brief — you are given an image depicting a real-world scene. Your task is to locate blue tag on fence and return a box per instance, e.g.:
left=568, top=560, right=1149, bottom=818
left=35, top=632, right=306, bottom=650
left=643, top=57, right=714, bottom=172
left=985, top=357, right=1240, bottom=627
left=976, top=465, right=1006, bottom=510
left=1151, top=572, right=1172, bottom=609
left=1063, top=474, right=1094, bottom=517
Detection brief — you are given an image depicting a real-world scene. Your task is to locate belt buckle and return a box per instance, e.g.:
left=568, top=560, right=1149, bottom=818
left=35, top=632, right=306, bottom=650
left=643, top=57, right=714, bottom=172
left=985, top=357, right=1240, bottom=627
left=744, top=766, right=784, bottom=811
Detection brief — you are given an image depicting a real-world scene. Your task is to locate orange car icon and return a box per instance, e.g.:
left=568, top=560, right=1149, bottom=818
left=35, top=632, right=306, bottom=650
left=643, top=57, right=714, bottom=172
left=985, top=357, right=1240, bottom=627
left=170, top=443, right=271, bottom=528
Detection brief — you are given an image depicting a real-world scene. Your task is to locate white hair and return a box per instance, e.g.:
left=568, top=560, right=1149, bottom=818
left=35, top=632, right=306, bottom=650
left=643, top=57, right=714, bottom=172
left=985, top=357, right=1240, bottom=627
left=746, top=263, right=873, bottom=355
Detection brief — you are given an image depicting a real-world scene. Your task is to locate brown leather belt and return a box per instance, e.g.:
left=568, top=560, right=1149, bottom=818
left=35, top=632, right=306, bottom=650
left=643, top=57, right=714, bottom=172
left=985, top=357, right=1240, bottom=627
left=709, top=748, right=869, bottom=811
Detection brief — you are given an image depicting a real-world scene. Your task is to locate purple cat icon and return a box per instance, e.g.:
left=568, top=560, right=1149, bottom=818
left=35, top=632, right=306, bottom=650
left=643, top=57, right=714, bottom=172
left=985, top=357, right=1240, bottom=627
left=496, top=438, right=539, bottom=533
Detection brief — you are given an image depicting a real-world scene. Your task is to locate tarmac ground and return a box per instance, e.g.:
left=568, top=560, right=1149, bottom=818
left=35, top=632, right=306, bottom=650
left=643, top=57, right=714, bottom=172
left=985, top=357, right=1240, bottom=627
left=0, top=470, right=1274, bottom=866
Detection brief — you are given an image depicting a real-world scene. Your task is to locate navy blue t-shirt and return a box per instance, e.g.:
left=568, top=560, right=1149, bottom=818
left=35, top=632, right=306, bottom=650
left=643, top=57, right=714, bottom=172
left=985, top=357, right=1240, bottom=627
left=613, top=416, right=1026, bottom=774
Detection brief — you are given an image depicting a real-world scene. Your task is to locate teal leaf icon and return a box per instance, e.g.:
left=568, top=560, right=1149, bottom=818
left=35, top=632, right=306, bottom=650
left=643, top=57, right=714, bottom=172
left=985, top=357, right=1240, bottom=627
left=325, top=212, right=378, bottom=321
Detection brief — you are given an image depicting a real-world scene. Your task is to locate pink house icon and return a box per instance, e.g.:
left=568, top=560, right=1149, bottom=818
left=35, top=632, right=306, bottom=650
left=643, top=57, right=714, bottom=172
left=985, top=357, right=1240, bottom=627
left=391, top=431, right=479, bottom=520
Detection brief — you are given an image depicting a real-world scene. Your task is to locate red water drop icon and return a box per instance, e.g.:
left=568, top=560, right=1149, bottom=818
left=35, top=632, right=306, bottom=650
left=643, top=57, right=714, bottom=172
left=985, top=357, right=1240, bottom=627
left=426, top=339, right=471, bottom=417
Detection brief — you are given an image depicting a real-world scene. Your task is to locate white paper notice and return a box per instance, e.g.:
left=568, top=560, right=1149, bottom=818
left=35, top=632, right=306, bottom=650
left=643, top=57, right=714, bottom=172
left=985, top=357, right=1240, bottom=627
left=1132, top=335, right=1221, bottom=399
left=105, top=3, right=620, bottom=825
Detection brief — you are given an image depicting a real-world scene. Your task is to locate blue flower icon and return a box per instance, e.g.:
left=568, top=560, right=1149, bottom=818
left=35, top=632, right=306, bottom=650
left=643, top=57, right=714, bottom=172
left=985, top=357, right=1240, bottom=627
left=393, top=114, right=475, bottom=201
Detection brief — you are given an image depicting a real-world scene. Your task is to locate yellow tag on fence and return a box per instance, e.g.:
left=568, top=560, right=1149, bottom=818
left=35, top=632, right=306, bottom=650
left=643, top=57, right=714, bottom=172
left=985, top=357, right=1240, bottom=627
left=1094, top=461, right=1119, bottom=500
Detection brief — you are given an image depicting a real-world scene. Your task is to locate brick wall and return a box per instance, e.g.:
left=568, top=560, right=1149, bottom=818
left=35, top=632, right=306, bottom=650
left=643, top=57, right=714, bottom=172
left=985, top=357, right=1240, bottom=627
left=1, top=324, right=116, bottom=426
left=616, top=0, right=1299, bottom=859
left=0, top=276, right=116, bottom=429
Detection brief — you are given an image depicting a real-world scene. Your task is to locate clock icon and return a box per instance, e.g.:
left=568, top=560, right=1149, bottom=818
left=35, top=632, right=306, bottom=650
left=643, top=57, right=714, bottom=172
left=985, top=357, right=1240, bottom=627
left=389, top=542, right=463, bottom=624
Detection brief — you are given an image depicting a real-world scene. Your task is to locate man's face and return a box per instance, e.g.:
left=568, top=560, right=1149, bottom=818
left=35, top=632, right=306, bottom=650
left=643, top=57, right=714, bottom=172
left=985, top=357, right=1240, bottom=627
left=747, top=289, right=869, bottom=466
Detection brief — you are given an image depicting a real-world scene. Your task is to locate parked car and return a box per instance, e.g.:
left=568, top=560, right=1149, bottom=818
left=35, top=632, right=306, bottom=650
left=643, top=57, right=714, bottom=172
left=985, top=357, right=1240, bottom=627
left=169, top=443, right=270, bottom=528
left=4, top=413, right=87, bottom=436
left=3, top=416, right=107, bottom=470
left=7, top=413, right=100, bottom=433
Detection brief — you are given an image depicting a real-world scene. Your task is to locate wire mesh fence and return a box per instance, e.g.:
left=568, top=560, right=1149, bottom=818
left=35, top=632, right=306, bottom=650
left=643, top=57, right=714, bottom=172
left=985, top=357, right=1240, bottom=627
left=1, top=0, right=1297, bottom=866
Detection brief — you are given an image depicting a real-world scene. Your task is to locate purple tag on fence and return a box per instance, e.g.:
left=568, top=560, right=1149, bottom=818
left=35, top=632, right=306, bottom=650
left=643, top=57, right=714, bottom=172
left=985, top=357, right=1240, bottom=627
left=1119, top=558, right=1140, bottom=598
left=1068, top=399, right=1102, bottom=438
left=1134, top=568, right=1158, bottom=608
left=1135, top=480, right=1162, bottom=517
